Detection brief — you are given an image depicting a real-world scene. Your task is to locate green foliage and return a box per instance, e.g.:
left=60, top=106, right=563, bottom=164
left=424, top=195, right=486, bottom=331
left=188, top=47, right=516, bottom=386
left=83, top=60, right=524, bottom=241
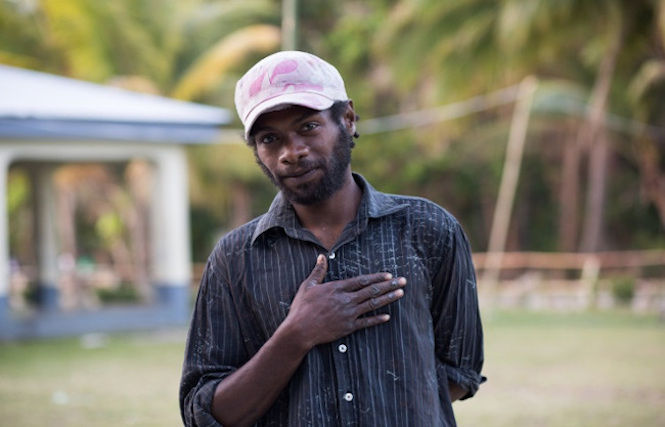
left=95, top=212, right=123, bottom=242
left=1, top=0, right=664, bottom=257
left=96, top=283, right=140, bottom=305
left=7, top=169, right=30, bottom=213
left=190, top=206, right=222, bottom=262
left=610, top=276, right=636, bottom=305
left=7, top=169, right=33, bottom=262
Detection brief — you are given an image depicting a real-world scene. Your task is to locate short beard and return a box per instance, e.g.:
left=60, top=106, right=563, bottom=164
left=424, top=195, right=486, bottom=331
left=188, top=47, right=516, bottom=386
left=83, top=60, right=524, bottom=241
left=256, top=124, right=353, bottom=206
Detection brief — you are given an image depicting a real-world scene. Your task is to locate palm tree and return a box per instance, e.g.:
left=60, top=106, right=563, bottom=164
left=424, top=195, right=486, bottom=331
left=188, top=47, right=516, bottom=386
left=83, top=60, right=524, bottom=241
left=627, top=5, right=665, bottom=227
left=494, top=0, right=665, bottom=251
left=371, top=0, right=664, bottom=253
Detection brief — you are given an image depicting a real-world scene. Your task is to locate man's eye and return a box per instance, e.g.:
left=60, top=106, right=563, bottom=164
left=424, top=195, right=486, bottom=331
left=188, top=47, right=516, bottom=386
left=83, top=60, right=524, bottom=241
left=302, top=122, right=319, bottom=132
left=258, top=134, right=277, bottom=145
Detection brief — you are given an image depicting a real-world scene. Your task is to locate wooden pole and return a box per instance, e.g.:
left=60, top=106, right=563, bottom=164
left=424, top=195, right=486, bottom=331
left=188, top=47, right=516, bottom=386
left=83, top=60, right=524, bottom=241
left=482, top=76, right=538, bottom=296
left=282, top=0, right=298, bottom=51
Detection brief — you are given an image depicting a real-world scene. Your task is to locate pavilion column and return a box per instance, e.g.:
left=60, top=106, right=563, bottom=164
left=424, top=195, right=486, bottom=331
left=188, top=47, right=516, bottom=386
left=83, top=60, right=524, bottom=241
left=150, top=146, right=191, bottom=321
left=31, top=164, right=60, bottom=312
left=0, top=154, right=9, bottom=321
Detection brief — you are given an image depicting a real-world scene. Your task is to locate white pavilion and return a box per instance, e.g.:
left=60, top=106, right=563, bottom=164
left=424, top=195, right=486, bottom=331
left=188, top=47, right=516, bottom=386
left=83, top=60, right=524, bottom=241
left=0, top=64, right=231, bottom=340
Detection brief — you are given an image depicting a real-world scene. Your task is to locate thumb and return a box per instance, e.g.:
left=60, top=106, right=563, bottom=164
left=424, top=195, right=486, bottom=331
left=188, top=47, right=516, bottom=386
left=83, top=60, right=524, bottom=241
left=305, top=254, right=328, bottom=286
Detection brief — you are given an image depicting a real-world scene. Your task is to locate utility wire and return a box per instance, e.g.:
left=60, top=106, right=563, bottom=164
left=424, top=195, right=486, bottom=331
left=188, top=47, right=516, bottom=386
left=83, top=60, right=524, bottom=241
left=357, top=85, right=521, bottom=135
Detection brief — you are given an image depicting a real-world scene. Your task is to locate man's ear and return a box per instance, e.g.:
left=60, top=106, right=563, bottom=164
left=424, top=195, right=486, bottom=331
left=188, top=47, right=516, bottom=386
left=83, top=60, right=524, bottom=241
left=344, top=100, right=357, bottom=135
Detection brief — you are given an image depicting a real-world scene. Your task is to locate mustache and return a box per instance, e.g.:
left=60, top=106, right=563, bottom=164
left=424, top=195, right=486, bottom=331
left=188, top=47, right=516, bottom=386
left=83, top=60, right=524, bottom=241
left=275, top=160, right=324, bottom=179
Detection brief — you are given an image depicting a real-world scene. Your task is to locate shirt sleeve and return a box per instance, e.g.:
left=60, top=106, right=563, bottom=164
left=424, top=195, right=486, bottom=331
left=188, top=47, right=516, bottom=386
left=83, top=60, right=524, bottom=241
left=431, top=219, right=486, bottom=400
left=179, top=255, right=248, bottom=426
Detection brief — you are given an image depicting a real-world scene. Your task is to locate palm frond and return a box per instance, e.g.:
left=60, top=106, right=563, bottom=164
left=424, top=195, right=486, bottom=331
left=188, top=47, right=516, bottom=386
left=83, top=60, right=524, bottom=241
left=171, top=24, right=281, bottom=101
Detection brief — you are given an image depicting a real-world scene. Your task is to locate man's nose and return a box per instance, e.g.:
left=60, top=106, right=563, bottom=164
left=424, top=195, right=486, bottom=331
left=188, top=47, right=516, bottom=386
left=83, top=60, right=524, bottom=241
left=279, top=135, right=309, bottom=164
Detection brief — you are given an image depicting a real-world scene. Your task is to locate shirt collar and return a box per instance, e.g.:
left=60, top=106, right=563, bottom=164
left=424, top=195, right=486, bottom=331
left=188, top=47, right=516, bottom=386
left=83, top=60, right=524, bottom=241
left=251, top=173, right=409, bottom=244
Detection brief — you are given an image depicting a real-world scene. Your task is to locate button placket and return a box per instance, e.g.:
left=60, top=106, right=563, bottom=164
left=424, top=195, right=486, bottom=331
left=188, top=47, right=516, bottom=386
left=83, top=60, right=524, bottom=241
left=325, top=247, right=356, bottom=423
left=332, top=338, right=355, bottom=421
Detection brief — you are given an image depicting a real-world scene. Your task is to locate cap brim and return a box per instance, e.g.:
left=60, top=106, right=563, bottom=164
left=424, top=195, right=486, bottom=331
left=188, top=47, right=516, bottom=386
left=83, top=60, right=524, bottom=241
left=243, top=93, right=336, bottom=140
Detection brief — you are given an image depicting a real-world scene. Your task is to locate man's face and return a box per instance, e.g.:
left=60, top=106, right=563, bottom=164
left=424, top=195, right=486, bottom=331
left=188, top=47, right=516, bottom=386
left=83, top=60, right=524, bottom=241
left=251, top=105, right=354, bottom=206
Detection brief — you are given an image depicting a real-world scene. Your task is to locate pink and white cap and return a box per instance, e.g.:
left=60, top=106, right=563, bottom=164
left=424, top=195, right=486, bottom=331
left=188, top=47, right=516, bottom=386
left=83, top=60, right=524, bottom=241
left=234, top=50, right=349, bottom=139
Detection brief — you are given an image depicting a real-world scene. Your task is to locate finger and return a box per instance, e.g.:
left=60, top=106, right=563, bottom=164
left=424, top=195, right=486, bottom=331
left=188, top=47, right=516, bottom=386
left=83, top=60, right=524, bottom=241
left=343, top=272, right=394, bottom=292
left=360, top=288, right=404, bottom=313
left=358, top=277, right=406, bottom=301
left=354, top=313, right=391, bottom=330
left=304, top=254, right=328, bottom=287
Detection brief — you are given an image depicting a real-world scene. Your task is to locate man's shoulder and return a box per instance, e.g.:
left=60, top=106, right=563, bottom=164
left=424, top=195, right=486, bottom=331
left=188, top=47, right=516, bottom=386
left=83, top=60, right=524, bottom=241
left=212, top=215, right=265, bottom=254
left=383, top=192, right=458, bottom=224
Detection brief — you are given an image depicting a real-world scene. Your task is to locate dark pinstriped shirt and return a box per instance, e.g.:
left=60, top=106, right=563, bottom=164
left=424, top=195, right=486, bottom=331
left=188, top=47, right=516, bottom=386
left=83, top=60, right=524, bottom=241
left=180, top=174, right=485, bottom=427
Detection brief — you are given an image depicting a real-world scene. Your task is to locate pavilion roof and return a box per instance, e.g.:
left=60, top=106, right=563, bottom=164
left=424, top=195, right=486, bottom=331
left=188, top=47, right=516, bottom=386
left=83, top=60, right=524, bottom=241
left=0, top=65, right=231, bottom=143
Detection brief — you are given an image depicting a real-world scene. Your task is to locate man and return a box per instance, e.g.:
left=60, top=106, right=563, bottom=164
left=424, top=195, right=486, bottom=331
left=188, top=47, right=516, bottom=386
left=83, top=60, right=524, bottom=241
left=180, top=50, right=485, bottom=427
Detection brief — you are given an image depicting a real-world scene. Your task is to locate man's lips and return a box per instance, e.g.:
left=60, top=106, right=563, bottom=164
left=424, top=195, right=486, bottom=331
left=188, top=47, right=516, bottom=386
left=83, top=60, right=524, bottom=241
left=281, top=166, right=319, bottom=180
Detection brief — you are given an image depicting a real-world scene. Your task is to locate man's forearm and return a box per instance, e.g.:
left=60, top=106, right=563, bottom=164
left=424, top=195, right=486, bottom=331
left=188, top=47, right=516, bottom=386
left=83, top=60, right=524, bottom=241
left=211, top=321, right=310, bottom=427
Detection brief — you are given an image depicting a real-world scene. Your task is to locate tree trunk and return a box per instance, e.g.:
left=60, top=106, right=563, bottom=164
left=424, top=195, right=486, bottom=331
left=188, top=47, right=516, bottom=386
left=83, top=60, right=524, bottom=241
left=580, top=131, right=612, bottom=251
left=126, top=160, right=153, bottom=302
left=578, top=10, right=623, bottom=252
left=637, top=136, right=665, bottom=227
left=558, top=128, right=582, bottom=252
left=55, top=187, right=79, bottom=309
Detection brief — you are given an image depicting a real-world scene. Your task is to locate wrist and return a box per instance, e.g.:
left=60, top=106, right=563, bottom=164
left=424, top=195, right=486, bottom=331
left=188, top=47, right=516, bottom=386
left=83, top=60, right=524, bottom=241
left=275, top=316, right=315, bottom=355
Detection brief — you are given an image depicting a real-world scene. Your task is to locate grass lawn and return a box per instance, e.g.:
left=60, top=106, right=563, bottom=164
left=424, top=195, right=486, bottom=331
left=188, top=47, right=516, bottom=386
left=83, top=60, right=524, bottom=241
left=1, top=309, right=664, bottom=426
left=0, top=329, right=187, bottom=427
left=455, top=310, right=665, bottom=427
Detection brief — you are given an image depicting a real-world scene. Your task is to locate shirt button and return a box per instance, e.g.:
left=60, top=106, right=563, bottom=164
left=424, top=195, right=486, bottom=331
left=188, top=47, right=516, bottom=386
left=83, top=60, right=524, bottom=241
left=328, top=252, right=336, bottom=260
left=338, top=344, right=347, bottom=353
left=343, top=392, right=354, bottom=402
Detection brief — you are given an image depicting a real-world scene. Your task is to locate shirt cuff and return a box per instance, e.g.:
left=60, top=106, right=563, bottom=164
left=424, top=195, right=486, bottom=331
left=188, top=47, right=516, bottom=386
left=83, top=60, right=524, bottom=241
left=190, top=379, right=224, bottom=426
left=445, top=365, right=487, bottom=400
